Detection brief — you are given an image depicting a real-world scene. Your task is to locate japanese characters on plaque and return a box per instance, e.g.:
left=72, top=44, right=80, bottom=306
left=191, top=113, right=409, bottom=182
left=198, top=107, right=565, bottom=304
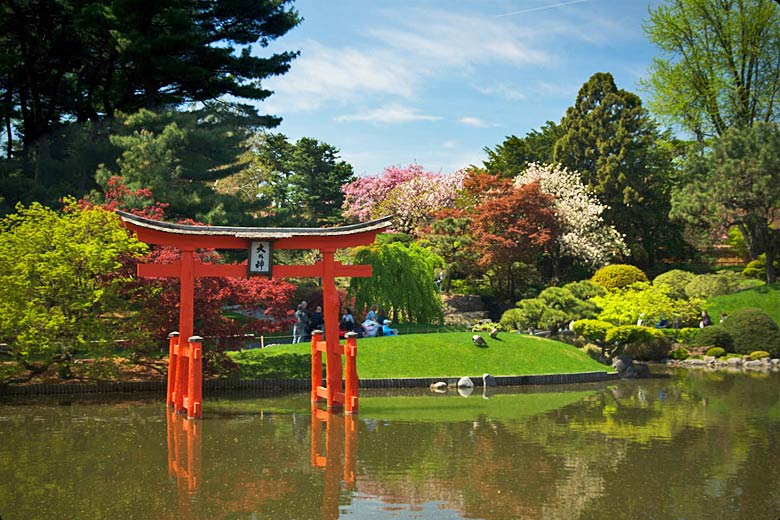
left=248, top=240, right=273, bottom=275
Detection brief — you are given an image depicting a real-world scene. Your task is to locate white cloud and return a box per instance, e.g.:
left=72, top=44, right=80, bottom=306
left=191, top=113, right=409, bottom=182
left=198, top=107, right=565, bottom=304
left=475, top=83, right=528, bottom=101
left=335, top=104, right=442, bottom=124
left=262, top=40, right=417, bottom=113
left=459, top=117, right=490, bottom=128
left=369, top=9, right=551, bottom=70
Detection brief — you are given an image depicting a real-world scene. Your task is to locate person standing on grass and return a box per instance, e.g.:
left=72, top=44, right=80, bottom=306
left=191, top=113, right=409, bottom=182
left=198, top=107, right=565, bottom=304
left=293, top=304, right=308, bottom=343
left=310, top=305, right=324, bottom=332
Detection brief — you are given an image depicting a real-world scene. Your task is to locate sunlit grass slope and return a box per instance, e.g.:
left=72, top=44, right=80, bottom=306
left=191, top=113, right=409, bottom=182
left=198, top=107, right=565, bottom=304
left=705, top=283, right=780, bottom=323
left=245, top=332, right=608, bottom=378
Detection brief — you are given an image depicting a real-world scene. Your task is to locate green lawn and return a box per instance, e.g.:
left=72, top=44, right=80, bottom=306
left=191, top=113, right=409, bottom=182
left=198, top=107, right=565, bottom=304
left=705, top=283, right=780, bottom=323
left=231, top=331, right=608, bottom=379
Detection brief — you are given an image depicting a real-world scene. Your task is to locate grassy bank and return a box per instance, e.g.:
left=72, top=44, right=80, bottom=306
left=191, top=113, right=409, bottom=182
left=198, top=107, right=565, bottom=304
left=705, top=283, right=780, bottom=323
left=230, top=331, right=608, bottom=379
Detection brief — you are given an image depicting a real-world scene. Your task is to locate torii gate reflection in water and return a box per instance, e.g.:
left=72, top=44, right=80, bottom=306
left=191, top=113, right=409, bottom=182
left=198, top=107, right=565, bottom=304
left=116, top=211, right=391, bottom=418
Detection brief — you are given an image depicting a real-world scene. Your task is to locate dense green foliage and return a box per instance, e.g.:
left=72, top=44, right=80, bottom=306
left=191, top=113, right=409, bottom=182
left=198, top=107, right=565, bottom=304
left=591, top=264, right=649, bottom=291
left=644, top=0, right=780, bottom=139
left=685, top=272, right=762, bottom=299
left=721, top=307, right=780, bottom=357
left=350, top=241, right=444, bottom=324
left=705, top=347, right=727, bottom=358
left=672, top=123, right=780, bottom=283
left=605, top=325, right=671, bottom=361
left=0, top=0, right=300, bottom=212
left=671, top=347, right=690, bottom=360
left=483, top=121, right=563, bottom=177
left=571, top=319, right=615, bottom=345
left=654, top=269, right=696, bottom=300
left=500, top=283, right=600, bottom=333
left=742, top=254, right=780, bottom=280
left=592, top=281, right=702, bottom=327
left=0, top=202, right=147, bottom=375
left=693, top=326, right=734, bottom=351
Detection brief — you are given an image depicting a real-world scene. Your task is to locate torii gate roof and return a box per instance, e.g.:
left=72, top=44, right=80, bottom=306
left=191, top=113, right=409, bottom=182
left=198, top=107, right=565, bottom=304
left=116, top=210, right=393, bottom=250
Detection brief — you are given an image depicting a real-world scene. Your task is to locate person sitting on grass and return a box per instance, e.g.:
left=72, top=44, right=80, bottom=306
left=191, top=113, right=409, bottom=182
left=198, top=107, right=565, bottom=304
left=382, top=319, right=398, bottom=336
left=362, top=318, right=379, bottom=337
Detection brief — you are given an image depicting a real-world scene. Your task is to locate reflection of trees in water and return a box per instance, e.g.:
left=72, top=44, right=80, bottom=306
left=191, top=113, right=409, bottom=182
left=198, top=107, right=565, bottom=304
left=2, top=374, right=779, bottom=519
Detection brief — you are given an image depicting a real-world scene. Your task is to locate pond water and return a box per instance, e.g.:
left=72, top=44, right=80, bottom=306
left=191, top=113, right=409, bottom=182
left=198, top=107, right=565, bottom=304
left=1, top=368, right=779, bottom=519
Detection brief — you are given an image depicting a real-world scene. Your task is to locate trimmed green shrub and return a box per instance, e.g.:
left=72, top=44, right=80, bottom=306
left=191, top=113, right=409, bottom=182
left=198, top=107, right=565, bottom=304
left=500, top=299, right=545, bottom=331
left=563, top=280, right=607, bottom=300
left=653, top=269, right=695, bottom=300
left=721, top=307, right=780, bottom=357
left=692, top=325, right=734, bottom=351
left=685, top=271, right=757, bottom=299
left=605, top=325, right=671, bottom=361
left=671, top=347, right=690, bottom=360
left=471, top=321, right=502, bottom=333
left=572, top=319, right=615, bottom=344
left=591, top=264, right=649, bottom=291
left=742, top=254, right=780, bottom=280
left=749, top=350, right=770, bottom=361
left=705, top=347, right=726, bottom=358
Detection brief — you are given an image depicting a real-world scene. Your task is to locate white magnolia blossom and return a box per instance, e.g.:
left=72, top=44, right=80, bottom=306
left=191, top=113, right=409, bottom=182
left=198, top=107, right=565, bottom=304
left=514, top=162, right=628, bottom=266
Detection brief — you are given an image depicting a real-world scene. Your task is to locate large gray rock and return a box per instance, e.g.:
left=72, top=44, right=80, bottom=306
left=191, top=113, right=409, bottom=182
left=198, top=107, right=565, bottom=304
left=612, top=355, right=633, bottom=373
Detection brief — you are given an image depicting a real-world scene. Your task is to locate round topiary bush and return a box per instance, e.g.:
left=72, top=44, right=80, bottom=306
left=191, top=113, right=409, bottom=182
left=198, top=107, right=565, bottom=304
left=591, top=264, right=649, bottom=291
left=721, top=307, right=780, bottom=357
left=705, top=346, right=726, bottom=358
left=749, top=350, right=770, bottom=361
left=653, top=269, right=695, bottom=300
left=692, top=325, right=734, bottom=351
left=671, top=347, right=690, bottom=360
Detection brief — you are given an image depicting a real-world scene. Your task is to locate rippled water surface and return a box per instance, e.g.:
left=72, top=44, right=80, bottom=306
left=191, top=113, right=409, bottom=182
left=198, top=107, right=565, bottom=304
left=1, top=368, right=779, bottom=519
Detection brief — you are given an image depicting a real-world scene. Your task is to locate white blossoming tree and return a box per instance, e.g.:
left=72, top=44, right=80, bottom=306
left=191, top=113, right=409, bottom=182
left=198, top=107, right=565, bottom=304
left=514, top=163, right=628, bottom=276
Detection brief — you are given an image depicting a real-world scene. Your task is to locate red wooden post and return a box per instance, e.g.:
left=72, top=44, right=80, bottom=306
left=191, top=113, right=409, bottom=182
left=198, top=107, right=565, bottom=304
left=311, top=330, right=324, bottom=404
left=174, top=339, right=188, bottom=413
left=166, top=331, right=179, bottom=407
left=187, top=336, right=203, bottom=419
left=344, top=332, right=359, bottom=414
left=321, top=250, right=343, bottom=410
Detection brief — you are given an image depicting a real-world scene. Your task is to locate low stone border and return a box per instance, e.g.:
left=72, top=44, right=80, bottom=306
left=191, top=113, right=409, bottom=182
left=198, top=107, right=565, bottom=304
left=0, top=370, right=619, bottom=397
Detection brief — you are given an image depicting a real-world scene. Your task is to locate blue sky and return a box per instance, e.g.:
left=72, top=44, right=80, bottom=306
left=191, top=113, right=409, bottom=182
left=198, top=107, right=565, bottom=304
left=258, top=0, right=662, bottom=176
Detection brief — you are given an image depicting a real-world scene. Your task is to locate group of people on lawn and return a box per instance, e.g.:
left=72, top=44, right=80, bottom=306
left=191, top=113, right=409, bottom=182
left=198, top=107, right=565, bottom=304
left=292, top=302, right=397, bottom=343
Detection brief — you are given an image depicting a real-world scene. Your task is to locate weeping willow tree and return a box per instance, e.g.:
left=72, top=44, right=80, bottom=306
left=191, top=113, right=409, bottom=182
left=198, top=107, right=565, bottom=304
left=349, top=241, right=444, bottom=324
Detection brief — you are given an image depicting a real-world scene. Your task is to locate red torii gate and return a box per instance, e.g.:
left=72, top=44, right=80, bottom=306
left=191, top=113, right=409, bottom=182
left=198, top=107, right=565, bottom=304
left=116, top=211, right=391, bottom=419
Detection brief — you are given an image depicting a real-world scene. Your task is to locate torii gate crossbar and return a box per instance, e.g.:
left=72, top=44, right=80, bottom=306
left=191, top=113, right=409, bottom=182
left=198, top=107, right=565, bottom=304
left=116, top=211, right=391, bottom=419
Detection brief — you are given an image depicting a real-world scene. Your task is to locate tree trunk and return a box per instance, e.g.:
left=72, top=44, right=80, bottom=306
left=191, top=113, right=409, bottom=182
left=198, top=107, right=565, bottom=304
left=765, top=232, right=779, bottom=284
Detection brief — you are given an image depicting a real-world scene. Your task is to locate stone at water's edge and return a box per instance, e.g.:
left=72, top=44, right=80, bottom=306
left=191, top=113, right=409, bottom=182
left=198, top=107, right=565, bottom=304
left=457, top=376, right=474, bottom=388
